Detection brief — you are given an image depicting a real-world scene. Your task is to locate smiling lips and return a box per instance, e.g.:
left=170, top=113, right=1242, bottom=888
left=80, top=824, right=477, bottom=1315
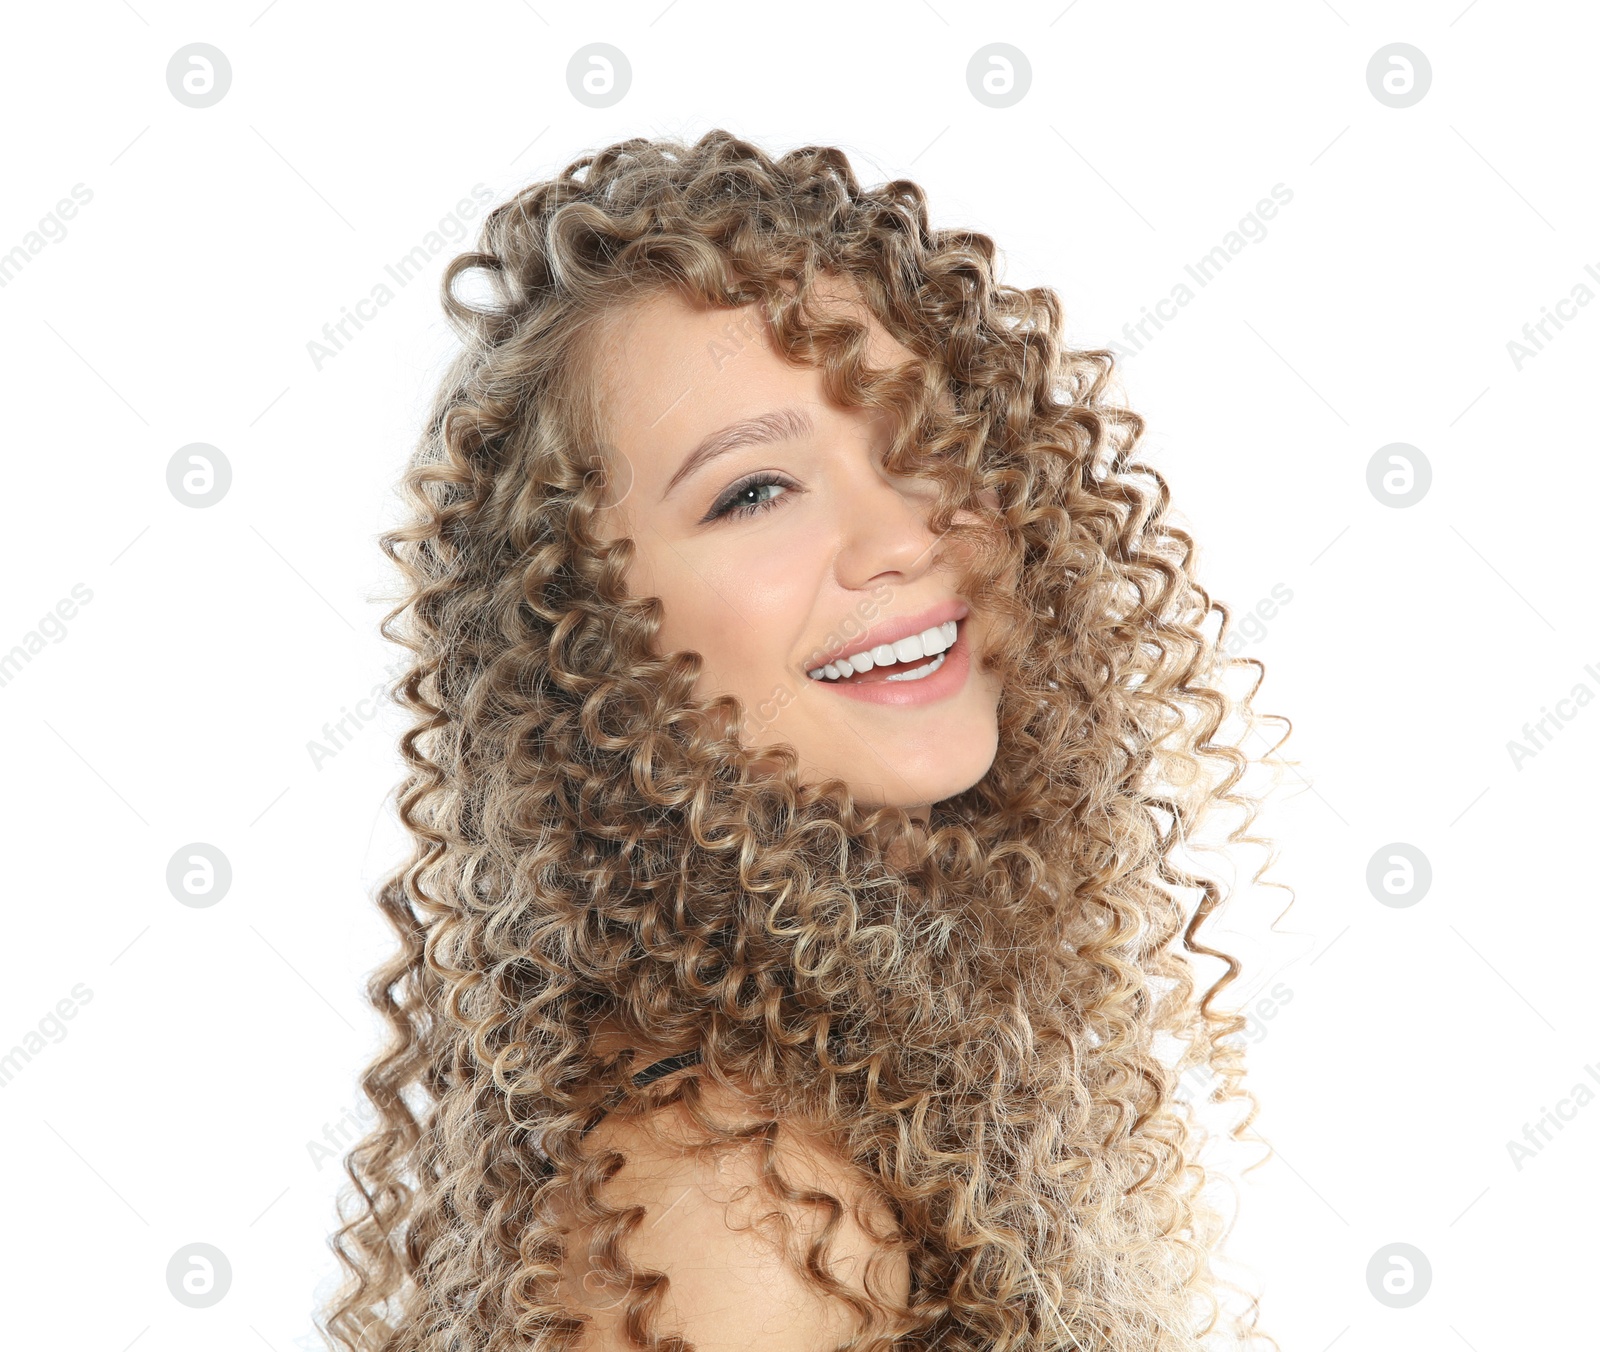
left=799, top=600, right=974, bottom=705
left=808, top=617, right=970, bottom=705
left=802, top=599, right=970, bottom=680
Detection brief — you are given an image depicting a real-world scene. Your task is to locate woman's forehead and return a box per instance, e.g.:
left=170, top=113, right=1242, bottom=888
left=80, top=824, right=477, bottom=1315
left=590, top=277, right=923, bottom=451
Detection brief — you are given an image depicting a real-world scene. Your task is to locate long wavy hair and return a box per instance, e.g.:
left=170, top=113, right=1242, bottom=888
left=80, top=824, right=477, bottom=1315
left=318, top=128, right=1293, bottom=1352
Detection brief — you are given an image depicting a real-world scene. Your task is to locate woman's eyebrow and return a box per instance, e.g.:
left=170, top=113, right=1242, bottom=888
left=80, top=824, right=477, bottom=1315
left=660, top=405, right=815, bottom=502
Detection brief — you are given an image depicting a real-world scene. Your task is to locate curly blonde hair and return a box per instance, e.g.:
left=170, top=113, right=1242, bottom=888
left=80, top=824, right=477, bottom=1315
left=318, top=128, right=1293, bottom=1352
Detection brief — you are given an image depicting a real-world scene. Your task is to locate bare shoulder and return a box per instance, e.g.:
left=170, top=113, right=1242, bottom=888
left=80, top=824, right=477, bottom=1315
left=553, top=1079, right=912, bottom=1352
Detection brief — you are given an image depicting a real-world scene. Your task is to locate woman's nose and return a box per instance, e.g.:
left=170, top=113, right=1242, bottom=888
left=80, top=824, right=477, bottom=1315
left=831, top=460, right=949, bottom=588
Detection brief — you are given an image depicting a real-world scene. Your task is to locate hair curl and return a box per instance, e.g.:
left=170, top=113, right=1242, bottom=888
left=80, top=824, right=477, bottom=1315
left=316, top=128, right=1294, bottom=1352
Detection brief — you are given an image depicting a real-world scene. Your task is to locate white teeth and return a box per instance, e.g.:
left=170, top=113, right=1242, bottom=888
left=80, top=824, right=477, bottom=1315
left=807, top=618, right=959, bottom=681
left=885, top=650, right=946, bottom=682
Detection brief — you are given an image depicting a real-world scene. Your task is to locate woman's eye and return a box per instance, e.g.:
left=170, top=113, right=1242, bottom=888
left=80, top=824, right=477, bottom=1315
left=703, top=474, right=794, bottom=524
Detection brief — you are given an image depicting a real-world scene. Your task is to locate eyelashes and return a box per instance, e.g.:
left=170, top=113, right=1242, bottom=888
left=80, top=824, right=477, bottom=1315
left=699, top=450, right=922, bottom=526
left=702, top=472, right=799, bottom=524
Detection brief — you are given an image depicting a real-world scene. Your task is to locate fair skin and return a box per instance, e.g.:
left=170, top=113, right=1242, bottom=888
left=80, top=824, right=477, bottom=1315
left=554, top=1072, right=912, bottom=1351
left=589, top=273, right=1005, bottom=824
left=554, top=278, right=1004, bottom=1346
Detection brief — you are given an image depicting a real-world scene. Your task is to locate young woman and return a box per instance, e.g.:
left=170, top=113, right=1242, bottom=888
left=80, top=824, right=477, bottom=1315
left=320, top=129, right=1289, bottom=1352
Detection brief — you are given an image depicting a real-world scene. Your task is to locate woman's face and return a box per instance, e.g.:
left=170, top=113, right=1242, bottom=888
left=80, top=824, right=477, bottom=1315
left=588, top=276, right=1005, bottom=818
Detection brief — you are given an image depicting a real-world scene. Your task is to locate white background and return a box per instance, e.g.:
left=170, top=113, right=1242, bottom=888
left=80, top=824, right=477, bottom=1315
left=1, top=2, right=1594, bottom=1348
